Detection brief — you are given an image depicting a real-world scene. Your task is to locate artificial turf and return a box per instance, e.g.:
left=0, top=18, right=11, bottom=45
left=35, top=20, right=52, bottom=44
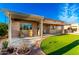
left=40, top=34, right=79, bottom=55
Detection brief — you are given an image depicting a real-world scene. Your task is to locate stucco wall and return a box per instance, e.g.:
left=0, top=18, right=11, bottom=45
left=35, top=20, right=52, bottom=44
left=43, top=24, right=50, bottom=34
left=12, top=20, right=20, bottom=38
left=11, top=19, right=38, bottom=38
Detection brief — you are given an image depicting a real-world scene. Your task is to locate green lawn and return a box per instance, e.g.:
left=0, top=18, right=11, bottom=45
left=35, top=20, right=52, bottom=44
left=40, top=34, right=79, bottom=55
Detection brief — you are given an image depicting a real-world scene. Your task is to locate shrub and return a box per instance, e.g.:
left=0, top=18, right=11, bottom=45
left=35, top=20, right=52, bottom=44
left=0, top=23, right=8, bottom=37
left=2, top=41, right=8, bottom=49
left=7, top=46, right=14, bottom=54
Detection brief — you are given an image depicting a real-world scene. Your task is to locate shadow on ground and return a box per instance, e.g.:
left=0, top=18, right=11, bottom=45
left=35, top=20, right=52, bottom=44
left=48, top=40, right=79, bottom=55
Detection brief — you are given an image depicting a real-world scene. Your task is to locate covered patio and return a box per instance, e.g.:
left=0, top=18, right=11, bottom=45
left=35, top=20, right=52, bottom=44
left=6, top=10, right=44, bottom=47
left=1, top=9, right=64, bottom=47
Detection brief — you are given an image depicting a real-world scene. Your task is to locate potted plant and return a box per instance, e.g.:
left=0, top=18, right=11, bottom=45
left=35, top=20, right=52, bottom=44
left=2, top=41, right=8, bottom=49
left=1, top=41, right=8, bottom=55
left=19, top=30, right=24, bottom=38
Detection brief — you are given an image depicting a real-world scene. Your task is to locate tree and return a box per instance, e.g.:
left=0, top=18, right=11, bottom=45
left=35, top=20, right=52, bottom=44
left=0, top=23, right=8, bottom=37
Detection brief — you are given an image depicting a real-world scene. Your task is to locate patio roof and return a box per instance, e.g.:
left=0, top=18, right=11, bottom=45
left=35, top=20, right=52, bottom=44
left=44, top=18, right=64, bottom=25
left=0, top=9, right=43, bottom=22
left=0, top=9, right=64, bottom=25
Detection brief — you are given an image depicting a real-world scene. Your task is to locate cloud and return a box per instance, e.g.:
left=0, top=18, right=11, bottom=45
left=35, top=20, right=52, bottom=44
left=58, top=3, right=79, bottom=24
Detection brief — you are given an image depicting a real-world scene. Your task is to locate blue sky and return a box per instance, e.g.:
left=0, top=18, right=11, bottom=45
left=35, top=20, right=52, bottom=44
left=0, top=3, right=79, bottom=24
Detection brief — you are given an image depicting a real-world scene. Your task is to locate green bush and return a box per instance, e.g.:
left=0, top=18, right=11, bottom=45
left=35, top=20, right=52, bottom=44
left=0, top=23, right=8, bottom=36
left=2, top=41, right=8, bottom=49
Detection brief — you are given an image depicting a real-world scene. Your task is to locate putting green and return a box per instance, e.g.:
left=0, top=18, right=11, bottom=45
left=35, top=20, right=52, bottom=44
left=40, top=34, right=79, bottom=55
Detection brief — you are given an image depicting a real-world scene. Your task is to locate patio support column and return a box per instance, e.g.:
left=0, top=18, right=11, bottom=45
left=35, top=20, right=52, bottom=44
left=40, top=17, right=44, bottom=38
left=49, top=25, right=52, bottom=34
left=8, top=13, right=12, bottom=45
left=62, top=25, right=64, bottom=34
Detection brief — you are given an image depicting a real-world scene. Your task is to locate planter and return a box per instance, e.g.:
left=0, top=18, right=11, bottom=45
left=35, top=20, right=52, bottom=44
left=1, top=48, right=8, bottom=55
left=0, top=47, right=17, bottom=55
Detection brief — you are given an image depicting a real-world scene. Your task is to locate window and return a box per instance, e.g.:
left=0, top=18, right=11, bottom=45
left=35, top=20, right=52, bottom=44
left=20, top=23, right=32, bottom=30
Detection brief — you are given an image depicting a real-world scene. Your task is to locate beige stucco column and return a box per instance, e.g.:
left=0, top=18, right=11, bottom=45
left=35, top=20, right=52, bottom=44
left=49, top=25, right=52, bottom=34
left=40, top=17, right=44, bottom=38
left=8, top=13, right=12, bottom=45
left=62, top=25, right=64, bottom=34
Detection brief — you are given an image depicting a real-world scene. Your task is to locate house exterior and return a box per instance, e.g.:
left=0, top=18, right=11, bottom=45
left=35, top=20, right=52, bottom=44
left=1, top=9, right=65, bottom=46
left=64, top=23, right=79, bottom=33
left=71, top=23, right=79, bottom=32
